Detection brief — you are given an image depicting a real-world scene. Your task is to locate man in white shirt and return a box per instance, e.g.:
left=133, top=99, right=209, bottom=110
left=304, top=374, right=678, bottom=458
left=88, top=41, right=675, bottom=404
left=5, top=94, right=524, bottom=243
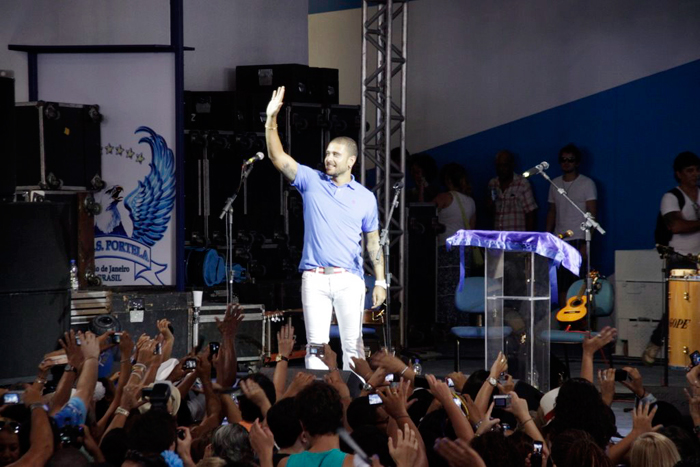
left=644, top=151, right=700, bottom=365
left=545, top=144, right=597, bottom=308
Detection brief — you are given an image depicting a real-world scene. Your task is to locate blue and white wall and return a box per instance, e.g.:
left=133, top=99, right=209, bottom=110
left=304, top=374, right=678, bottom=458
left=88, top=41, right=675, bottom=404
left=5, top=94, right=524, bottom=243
left=309, top=0, right=700, bottom=274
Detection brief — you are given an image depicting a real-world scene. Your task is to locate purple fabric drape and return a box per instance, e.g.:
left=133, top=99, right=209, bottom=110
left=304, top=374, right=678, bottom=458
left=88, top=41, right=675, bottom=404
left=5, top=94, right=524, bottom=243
left=446, top=230, right=582, bottom=299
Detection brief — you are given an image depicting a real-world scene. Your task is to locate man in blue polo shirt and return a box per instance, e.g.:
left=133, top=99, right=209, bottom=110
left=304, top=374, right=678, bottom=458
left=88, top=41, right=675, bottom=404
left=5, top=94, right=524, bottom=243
left=265, top=86, right=386, bottom=370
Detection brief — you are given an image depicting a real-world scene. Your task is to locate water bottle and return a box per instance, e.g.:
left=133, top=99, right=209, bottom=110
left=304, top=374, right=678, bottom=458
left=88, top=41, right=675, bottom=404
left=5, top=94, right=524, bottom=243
left=70, top=259, right=79, bottom=291
left=412, top=358, right=422, bottom=375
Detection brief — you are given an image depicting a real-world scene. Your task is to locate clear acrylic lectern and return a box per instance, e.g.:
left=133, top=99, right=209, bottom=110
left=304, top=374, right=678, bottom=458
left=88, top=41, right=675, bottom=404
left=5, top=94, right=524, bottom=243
left=447, top=230, right=581, bottom=393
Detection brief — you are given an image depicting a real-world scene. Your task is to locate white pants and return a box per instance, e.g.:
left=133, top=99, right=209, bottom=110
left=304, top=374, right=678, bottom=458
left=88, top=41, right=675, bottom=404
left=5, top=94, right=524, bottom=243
left=301, top=270, right=366, bottom=370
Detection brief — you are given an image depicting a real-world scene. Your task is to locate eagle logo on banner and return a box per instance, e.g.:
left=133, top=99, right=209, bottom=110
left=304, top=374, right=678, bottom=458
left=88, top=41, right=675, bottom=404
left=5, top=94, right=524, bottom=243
left=94, top=126, right=176, bottom=285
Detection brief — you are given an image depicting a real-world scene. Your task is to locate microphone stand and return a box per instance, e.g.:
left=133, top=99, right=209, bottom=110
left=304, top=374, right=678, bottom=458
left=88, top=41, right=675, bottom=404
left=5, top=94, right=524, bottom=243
left=535, top=169, right=606, bottom=332
left=376, top=184, right=402, bottom=352
left=219, top=163, right=255, bottom=304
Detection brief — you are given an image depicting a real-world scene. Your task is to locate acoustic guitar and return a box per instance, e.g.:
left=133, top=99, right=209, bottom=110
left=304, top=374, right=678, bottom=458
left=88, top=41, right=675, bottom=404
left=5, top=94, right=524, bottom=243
left=556, top=271, right=600, bottom=323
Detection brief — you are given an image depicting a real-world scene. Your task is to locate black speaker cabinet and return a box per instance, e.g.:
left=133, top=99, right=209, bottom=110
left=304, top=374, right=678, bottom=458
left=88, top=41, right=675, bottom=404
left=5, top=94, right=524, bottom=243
left=184, top=91, right=236, bottom=131
left=0, top=290, right=70, bottom=383
left=0, top=202, right=71, bottom=293
left=0, top=71, right=15, bottom=200
left=15, top=101, right=102, bottom=190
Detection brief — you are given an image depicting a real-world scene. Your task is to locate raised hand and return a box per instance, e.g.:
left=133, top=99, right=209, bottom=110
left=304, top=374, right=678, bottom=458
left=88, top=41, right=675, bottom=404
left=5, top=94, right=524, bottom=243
left=157, top=319, right=173, bottom=341
left=464, top=394, right=484, bottom=426
left=282, top=372, right=315, bottom=399
left=175, top=426, right=194, bottom=465
left=321, top=344, right=339, bottom=370
left=59, top=330, right=84, bottom=368
left=684, top=387, right=700, bottom=426
left=215, top=304, right=245, bottom=338
left=388, top=424, right=420, bottom=467
left=489, top=351, right=508, bottom=379
left=631, top=402, right=661, bottom=435
left=475, top=402, right=500, bottom=436
left=120, top=383, right=142, bottom=411
left=276, top=321, right=295, bottom=358
left=503, top=391, right=529, bottom=423
left=427, top=374, right=453, bottom=406
left=266, top=86, right=285, bottom=119
left=80, top=331, right=100, bottom=361
left=497, top=374, right=515, bottom=394
left=370, top=350, right=407, bottom=374
left=378, top=380, right=410, bottom=421
left=582, top=326, right=617, bottom=355
left=618, top=367, right=645, bottom=398
left=350, top=357, right=374, bottom=382
left=241, top=379, right=270, bottom=409
left=446, top=372, right=467, bottom=393
left=324, top=372, right=351, bottom=400
left=249, top=419, right=275, bottom=463
left=598, top=368, right=616, bottom=406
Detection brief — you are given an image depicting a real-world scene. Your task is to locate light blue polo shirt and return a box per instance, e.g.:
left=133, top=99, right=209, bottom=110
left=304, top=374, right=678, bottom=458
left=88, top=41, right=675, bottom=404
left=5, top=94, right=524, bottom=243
left=292, top=164, right=379, bottom=278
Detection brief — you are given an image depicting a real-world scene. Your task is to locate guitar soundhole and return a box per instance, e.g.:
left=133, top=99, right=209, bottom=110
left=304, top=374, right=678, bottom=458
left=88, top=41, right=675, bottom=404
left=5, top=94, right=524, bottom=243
left=570, top=299, right=582, bottom=308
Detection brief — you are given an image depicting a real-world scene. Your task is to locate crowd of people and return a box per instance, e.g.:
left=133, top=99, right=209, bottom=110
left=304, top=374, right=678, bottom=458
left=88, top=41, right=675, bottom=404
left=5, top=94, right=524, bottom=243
left=2, top=310, right=700, bottom=467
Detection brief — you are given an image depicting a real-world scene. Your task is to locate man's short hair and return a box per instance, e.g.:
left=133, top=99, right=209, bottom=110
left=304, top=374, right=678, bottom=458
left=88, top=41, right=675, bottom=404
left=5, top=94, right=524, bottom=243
left=673, top=151, right=700, bottom=173
left=329, top=136, right=358, bottom=158
left=295, top=381, right=343, bottom=436
left=558, top=143, right=582, bottom=163
left=266, top=398, right=301, bottom=449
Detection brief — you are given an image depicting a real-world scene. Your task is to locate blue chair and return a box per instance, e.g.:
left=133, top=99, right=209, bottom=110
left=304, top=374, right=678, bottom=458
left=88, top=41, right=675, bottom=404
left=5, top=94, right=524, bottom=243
left=540, top=277, right=615, bottom=372
left=450, top=276, right=513, bottom=372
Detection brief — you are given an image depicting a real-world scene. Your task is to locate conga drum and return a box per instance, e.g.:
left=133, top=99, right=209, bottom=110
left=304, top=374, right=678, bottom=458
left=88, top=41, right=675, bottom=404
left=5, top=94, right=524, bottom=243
left=668, top=272, right=700, bottom=368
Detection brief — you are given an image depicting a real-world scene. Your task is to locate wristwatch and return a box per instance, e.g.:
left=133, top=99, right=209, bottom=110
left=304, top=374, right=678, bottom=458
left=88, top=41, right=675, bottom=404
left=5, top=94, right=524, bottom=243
left=275, top=354, right=289, bottom=363
left=487, top=376, right=498, bottom=387
left=64, top=364, right=78, bottom=373
left=362, top=382, right=374, bottom=392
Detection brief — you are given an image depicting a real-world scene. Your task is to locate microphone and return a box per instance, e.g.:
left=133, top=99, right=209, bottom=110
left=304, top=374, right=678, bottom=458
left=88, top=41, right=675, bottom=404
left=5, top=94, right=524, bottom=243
left=522, top=161, right=550, bottom=178
left=242, top=152, right=265, bottom=168
left=393, top=181, right=404, bottom=190
left=557, top=230, right=574, bottom=239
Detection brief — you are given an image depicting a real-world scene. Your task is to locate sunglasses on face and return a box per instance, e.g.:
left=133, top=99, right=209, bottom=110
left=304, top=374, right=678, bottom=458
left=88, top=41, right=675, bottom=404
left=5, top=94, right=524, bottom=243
left=0, top=421, right=20, bottom=434
left=559, top=157, right=576, bottom=163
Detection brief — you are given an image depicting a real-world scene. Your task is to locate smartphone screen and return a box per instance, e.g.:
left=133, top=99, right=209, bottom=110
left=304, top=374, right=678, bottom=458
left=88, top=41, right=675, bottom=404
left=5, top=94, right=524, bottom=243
left=452, top=397, right=462, bottom=407
left=385, top=374, right=394, bottom=382
left=3, top=393, right=20, bottom=405
left=368, top=394, right=383, bottom=405
left=690, top=351, right=700, bottom=367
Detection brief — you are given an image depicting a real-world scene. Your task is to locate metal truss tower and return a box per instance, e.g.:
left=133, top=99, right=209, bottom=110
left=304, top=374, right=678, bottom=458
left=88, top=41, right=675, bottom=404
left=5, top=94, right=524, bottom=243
left=360, top=0, right=408, bottom=347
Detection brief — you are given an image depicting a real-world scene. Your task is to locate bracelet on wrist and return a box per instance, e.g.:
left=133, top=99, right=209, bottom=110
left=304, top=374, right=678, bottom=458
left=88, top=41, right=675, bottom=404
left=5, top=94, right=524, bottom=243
left=115, top=407, right=130, bottom=417
left=521, top=418, right=534, bottom=427
left=29, top=402, right=46, bottom=412
left=264, top=125, right=277, bottom=130
left=84, top=356, right=98, bottom=362
left=328, top=367, right=339, bottom=373
left=400, top=366, right=409, bottom=376
left=374, top=280, right=387, bottom=289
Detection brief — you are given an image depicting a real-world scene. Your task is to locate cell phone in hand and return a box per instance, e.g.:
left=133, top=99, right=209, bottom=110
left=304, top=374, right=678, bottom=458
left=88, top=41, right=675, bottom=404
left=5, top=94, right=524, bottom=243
left=614, top=369, right=629, bottom=382
left=385, top=373, right=394, bottom=382
left=446, top=377, right=455, bottom=388
left=368, top=393, right=383, bottom=405
left=413, top=375, right=430, bottom=389
left=153, top=342, right=162, bottom=355
left=3, top=392, right=22, bottom=405
left=531, top=441, right=543, bottom=465
left=183, top=358, right=197, bottom=370
left=177, top=429, right=186, bottom=440
left=209, top=341, right=220, bottom=356
left=453, top=396, right=462, bottom=407
left=75, top=335, right=82, bottom=346
left=308, top=344, right=325, bottom=357
left=501, top=422, right=511, bottom=432
left=690, top=350, right=700, bottom=368
left=111, top=332, right=122, bottom=344
left=493, top=394, right=511, bottom=408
